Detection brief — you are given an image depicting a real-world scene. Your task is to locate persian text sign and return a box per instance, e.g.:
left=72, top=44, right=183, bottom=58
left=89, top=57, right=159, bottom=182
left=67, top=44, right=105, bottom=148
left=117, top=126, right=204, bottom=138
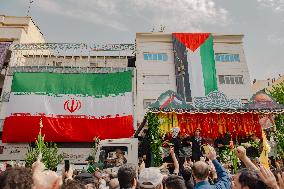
left=11, top=43, right=135, bottom=51
left=92, top=44, right=135, bottom=51
left=0, top=141, right=29, bottom=161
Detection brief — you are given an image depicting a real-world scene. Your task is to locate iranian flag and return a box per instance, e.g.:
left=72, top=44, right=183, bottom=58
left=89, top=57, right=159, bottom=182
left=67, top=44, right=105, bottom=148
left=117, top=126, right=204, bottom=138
left=173, top=33, right=217, bottom=101
left=2, top=71, right=134, bottom=142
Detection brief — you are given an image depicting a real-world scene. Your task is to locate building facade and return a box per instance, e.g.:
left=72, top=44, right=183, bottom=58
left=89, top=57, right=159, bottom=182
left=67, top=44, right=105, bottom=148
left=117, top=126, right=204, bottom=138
left=252, top=74, right=284, bottom=93
left=0, top=15, right=46, bottom=130
left=135, top=33, right=252, bottom=122
left=0, top=23, right=254, bottom=128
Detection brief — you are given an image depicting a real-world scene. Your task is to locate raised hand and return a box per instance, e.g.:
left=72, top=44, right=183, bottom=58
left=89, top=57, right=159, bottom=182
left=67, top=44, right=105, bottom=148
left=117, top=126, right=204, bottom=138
left=277, top=172, right=284, bottom=189
left=236, top=146, right=247, bottom=160
left=206, top=147, right=217, bottom=161
left=259, top=165, right=279, bottom=189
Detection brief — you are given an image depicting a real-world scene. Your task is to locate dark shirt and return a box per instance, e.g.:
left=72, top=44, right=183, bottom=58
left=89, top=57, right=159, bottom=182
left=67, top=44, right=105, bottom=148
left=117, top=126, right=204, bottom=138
left=138, top=136, right=151, bottom=167
left=171, top=137, right=183, bottom=157
left=190, top=137, right=204, bottom=161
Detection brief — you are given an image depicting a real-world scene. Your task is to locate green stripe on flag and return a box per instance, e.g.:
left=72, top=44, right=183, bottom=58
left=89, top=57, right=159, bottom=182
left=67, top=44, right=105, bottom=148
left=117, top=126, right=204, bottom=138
left=200, top=35, right=218, bottom=95
left=11, top=71, right=132, bottom=97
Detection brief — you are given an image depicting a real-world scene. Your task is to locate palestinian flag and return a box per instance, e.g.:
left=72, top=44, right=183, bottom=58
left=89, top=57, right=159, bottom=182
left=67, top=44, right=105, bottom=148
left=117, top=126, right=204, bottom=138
left=173, top=33, right=218, bottom=101
left=2, top=71, right=134, bottom=142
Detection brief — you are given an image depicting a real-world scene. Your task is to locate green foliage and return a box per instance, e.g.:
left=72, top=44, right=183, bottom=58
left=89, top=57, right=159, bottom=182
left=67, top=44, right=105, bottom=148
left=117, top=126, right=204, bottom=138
left=25, top=142, right=64, bottom=170
left=146, top=112, right=163, bottom=167
left=248, top=140, right=260, bottom=149
left=219, top=146, right=239, bottom=174
left=91, top=137, right=101, bottom=159
left=25, top=124, right=64, bottom=170
left=269, top=82, right=284, bottom=158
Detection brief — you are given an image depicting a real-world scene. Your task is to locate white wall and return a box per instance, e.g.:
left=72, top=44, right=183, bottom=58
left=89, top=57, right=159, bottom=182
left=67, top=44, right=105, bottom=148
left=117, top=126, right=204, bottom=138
left=136, top=34, right=176, bottom=123
left=0, top=17, right=46, bottom=127
left=19, top=20, right=45, bottom=43
left=135, top=33, right=253, bottom=124
left=213, top=37, right=252, bottom=100
left=0, top=27, right=23, bottom=41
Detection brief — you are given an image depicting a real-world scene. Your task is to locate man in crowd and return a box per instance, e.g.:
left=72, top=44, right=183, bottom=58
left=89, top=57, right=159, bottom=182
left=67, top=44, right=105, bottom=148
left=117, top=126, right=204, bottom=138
left=138, top=129, right=151, bottom=168
left=86, top=156, right=97, bottom=174
left=192, top=147, right=231, bottom=189
left=165, top=175, right=187, bottom=189
left=0, top=167, right=33, bottom=189
left=214, top=133, right=231, bottom=156
left=138, top=167, right=164, bottom=189
left=191, top=129, right=205, bottom=162
left=106, top=149, right=127, bottom=168
left=233, top=146, right=268, bottom=189
left=117, top=164, right=137, bottom=189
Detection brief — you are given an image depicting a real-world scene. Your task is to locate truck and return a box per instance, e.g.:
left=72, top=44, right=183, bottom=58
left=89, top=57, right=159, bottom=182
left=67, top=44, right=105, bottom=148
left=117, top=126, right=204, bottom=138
left=0, top=138, right=138, bottom=172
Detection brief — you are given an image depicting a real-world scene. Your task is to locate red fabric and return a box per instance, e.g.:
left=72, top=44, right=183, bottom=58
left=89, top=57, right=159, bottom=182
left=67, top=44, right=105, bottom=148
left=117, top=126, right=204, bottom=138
left=160, top=95, right=174, bottom=109
left=2, top=115, right=134, bottom=142
left=173, top=33, right=210, bottom=52
left=177, top=113, right=262, bottom=139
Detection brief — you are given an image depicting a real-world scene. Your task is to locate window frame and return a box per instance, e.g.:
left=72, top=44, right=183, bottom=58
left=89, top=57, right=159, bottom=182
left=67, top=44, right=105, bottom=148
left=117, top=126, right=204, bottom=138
left=143, top=53, right=168, bottom=61
left=218, top=75, right=244, bottom=85
left=143, top=75, right=170, bottom=84
left=143, top=99, right=156, bottom=109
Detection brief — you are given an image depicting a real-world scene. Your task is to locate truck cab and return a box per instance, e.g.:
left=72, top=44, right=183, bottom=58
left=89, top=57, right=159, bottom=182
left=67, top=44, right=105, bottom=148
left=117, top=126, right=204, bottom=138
left=94, top=138, right=138, bottom=173
left=0, top=138, right=138, bottom=172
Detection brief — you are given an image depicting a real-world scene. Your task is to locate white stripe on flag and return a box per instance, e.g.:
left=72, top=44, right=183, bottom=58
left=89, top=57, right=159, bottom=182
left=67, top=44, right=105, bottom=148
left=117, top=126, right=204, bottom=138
left=187, top=48, right=205, bottom=97
left=6, top=92, right=133, bottom=117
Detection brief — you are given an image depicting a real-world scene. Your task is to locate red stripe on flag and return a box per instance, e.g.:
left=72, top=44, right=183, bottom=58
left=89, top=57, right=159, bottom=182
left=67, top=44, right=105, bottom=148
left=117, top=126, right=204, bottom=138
left=2, top=115, right=134, bottom=142
left=173, top=33, right=210, bottom=52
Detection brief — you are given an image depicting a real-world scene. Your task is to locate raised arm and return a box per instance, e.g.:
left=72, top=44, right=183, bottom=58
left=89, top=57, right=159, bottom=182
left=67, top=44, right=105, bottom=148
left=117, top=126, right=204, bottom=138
left=236, top=146, right=258, bottom=171
left=170, top=147, right=179, bottom=175
left=206, top=148, right=231, bottom=189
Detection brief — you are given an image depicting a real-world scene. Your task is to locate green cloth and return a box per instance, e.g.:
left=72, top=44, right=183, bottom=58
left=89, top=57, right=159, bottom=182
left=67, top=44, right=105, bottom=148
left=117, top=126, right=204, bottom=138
left=87, top=164, right=97, bottom=174
left=87, top=162, right=104, bottom=173
left=200, top=35, right=218, bottom=95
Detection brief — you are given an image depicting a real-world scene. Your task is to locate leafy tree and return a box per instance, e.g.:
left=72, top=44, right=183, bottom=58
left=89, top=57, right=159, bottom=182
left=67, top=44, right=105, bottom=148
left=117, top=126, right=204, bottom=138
left=25, top=120, right=64, bottom=170
left=146, top=112, right=163, bottom=166
left=269, top=82, right=284, bottom=158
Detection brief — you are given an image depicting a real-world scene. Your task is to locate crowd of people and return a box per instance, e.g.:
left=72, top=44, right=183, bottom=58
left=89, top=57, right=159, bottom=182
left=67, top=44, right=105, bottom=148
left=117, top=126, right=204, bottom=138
left=0, top=144, right=284, bottom=189
left=0, top=128, right=284, bottom=189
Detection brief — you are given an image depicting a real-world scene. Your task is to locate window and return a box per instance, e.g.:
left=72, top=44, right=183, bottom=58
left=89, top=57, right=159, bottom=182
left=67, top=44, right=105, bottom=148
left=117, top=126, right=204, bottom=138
left=143, top=99, right=156, bottom=109
left=52, top=61, right=62, bottom=67
left=143, top=53, right=168, bottom=61
left=90, top=62, right=98, bottom=67
left=215, top=53, right=240, bottom=62
left=99, top=146, right=128, bottom=168
left=143, top=75, right=169, bottom=84
left=218, top=75, right=244, bottom=85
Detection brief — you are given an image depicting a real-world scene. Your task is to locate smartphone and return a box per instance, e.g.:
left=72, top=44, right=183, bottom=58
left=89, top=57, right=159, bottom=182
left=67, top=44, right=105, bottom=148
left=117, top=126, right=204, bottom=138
left=64, top=160, right=70, bottom=172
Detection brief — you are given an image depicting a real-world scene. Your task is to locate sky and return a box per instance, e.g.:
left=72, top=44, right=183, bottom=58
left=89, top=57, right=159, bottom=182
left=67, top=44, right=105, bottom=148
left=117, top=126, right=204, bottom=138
left=1, top=0, right=284, bottom=80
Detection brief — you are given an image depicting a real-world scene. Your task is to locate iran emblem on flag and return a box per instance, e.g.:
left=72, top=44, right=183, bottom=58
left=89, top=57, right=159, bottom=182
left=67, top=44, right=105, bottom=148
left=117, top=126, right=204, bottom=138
left=64, top=98, right=82, bottom=113
left=2, top=71, right=134, bottom=142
